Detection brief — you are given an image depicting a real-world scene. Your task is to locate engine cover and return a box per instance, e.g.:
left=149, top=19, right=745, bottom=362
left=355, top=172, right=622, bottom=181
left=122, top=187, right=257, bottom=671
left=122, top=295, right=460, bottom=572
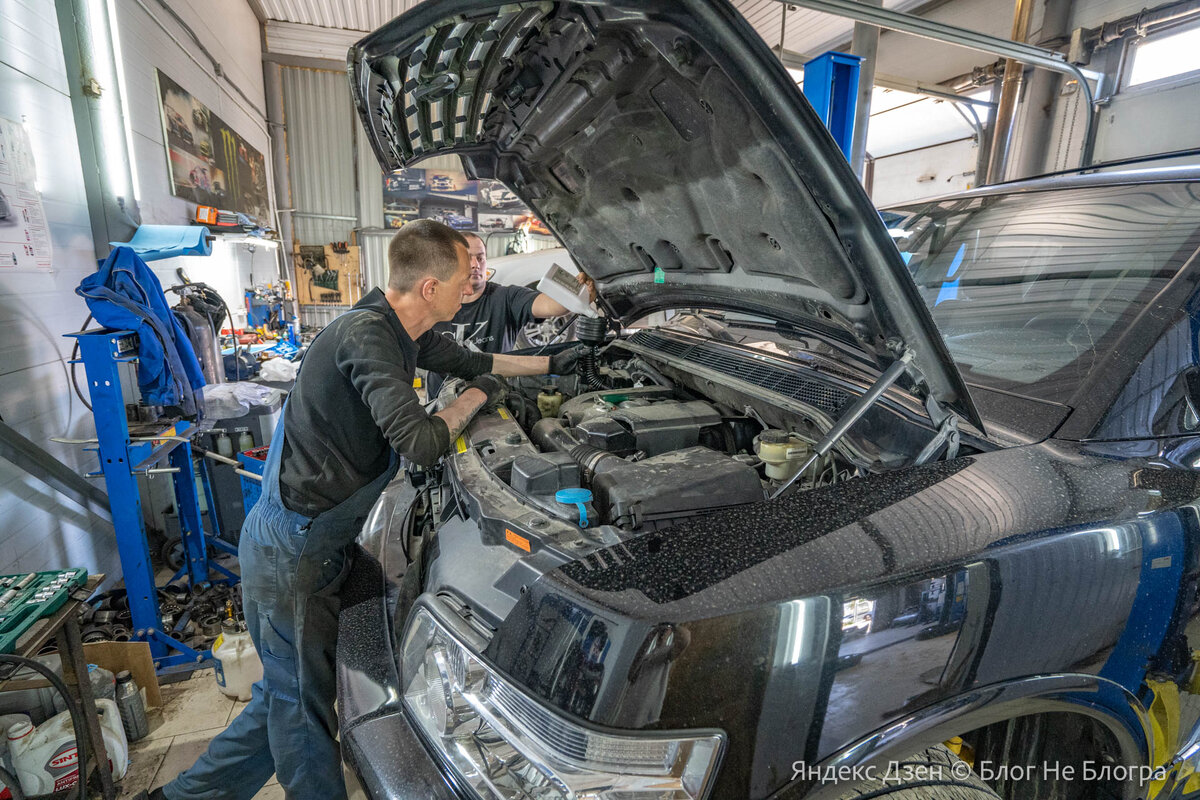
left=574, top=399, right=721, bottom=457
left=592, top=446, right=764, bottom=529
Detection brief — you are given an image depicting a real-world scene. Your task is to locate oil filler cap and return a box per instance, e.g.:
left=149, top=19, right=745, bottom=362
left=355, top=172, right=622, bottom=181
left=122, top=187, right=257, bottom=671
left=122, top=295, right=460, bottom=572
left=555, top=488, right=592, bottom=527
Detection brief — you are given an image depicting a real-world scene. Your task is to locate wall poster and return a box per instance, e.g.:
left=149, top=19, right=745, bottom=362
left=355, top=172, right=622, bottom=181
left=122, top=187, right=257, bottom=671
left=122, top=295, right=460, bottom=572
left=156, top=70, right=270, bottom=221
left=383, top=167, right=542, bottom=236
left=0, top=116, right=52, bottom=271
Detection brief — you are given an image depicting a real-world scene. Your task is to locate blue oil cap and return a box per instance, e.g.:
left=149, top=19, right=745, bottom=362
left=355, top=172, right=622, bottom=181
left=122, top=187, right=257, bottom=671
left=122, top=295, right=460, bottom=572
left=555, top=488, right=592, bottom=527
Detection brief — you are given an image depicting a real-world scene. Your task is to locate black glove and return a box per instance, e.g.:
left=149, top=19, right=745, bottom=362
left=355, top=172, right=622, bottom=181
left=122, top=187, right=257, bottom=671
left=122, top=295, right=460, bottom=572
left=463, top=373, right=507, bottom=406
left=549, top=344, right=588, bottom=375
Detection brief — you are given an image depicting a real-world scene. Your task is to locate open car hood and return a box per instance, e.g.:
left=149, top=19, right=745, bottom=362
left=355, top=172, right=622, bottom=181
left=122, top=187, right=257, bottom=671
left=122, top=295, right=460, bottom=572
left=349, top=0, right=981, bottom=428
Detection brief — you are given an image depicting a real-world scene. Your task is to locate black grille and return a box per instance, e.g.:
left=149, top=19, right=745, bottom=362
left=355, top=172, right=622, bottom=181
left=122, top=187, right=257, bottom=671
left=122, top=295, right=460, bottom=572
left=627, top=330, right=852, bottom=415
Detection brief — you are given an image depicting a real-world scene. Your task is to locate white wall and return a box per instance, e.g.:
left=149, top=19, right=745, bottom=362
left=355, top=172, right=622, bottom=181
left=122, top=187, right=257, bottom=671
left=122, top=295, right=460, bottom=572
left=0, top=0, right=271, bottom=585
left=113, top=0, right=272, bottom=227
left=0, top=0, right=118, bottom=579
left=870, top=138, right=980, bottom=207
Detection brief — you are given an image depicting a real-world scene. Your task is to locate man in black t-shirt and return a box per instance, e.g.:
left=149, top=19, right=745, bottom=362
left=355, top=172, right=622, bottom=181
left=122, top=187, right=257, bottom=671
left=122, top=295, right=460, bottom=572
left=426, top=231, right=593, bottom=396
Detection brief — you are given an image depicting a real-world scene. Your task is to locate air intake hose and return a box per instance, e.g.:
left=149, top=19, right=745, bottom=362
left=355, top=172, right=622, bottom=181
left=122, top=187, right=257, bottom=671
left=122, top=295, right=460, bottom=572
left=531, top=418, right=619, bottom=482
left=575, top=316, right=607, bottom=389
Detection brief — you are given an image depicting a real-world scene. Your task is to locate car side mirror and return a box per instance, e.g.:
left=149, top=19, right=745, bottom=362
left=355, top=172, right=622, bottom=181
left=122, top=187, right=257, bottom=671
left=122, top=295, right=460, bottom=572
left=1154, top=367, right=1200, bottom=435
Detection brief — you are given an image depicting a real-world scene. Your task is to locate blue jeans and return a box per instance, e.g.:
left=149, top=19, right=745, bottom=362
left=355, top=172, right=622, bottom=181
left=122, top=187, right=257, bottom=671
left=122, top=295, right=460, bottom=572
left=163, top=495, right=350, bottom=800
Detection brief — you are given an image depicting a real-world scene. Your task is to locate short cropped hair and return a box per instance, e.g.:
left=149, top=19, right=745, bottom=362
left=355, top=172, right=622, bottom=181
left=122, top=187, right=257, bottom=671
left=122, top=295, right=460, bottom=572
left=387, top=219, right=468, bottom=293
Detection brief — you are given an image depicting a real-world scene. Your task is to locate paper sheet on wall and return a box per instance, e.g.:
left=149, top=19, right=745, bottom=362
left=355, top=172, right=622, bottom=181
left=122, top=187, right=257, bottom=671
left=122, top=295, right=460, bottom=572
left=0, top=116, right=53, bottom=271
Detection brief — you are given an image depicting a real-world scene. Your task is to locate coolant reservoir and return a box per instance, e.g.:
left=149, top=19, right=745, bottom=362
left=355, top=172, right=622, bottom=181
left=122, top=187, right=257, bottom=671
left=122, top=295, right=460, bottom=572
left=537, top=385, right=564, bottom=419
left=756, top=431, right=811, bottom=481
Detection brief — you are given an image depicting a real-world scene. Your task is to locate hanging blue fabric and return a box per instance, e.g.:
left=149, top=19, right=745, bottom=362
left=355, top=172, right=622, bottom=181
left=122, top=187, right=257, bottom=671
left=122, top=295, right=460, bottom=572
left=76, top=246, right=206, bottom=417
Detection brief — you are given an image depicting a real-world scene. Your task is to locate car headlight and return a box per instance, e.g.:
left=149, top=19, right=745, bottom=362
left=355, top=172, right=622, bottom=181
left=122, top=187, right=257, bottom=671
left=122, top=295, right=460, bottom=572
left=402, top=605, right=725, bottom=800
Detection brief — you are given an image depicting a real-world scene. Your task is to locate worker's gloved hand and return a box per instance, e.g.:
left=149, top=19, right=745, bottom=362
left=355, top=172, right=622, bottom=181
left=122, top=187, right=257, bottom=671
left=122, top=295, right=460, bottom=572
left=463, top=373, right=507, bottom=407
left=549, top=344, right=588, bottom=375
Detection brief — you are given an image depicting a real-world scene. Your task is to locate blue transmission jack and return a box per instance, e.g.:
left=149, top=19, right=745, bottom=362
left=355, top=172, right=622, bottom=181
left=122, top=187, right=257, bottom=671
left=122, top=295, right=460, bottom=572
left=70, top=237, right=241, bottom=675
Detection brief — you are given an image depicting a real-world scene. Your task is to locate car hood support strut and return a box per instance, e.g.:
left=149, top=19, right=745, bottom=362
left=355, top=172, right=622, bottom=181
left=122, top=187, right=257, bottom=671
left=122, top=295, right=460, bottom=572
left=771, top=350, right=963, bottom=498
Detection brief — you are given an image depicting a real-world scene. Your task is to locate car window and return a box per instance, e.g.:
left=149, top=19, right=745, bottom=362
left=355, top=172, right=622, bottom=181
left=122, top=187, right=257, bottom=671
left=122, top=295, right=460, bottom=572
left=891, top=182, right=1200, bottom=405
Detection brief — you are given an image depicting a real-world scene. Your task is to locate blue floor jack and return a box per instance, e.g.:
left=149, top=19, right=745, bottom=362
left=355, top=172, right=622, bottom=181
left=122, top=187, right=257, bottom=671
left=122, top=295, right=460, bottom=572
left=68, top=329, right=240, bottom=676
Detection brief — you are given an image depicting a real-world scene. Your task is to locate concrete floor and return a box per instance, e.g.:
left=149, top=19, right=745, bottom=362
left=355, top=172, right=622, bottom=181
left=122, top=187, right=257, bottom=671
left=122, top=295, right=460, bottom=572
left=116, top=670, right=366, bottom=800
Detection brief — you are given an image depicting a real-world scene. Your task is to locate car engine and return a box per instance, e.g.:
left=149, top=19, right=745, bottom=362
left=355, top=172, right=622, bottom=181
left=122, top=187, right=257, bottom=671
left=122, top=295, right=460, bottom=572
left=520, top=388, right=767, bottom=530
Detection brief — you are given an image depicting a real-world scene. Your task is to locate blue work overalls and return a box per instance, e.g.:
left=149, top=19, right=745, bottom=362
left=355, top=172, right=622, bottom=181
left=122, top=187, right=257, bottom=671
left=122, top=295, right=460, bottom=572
left=164, top=388, right=400, bottom=799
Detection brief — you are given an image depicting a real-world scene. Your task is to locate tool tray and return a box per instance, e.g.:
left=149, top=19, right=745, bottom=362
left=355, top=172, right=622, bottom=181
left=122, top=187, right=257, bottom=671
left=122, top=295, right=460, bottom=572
left=0, top=570, right=89, bottom=653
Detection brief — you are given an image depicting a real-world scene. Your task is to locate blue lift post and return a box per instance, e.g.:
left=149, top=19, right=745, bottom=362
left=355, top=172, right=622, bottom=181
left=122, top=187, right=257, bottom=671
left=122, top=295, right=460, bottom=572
left=802, top=51, right=863, bottom=161
left=68, top=329, right=234, bottom=673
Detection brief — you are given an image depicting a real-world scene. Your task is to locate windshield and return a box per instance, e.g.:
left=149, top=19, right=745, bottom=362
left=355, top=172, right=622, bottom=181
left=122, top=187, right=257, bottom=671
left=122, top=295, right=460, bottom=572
left=891, top=182, right=1200, bottom=405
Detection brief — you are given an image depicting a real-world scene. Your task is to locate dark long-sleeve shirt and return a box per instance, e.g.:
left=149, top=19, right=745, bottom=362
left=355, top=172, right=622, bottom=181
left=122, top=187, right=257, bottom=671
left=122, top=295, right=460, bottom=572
left=278, top=288, right=492, bottom=517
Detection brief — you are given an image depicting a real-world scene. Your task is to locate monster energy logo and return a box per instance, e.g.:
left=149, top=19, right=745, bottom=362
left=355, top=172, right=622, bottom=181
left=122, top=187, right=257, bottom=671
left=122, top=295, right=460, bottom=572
left=220, top=129, right=240, bottom=199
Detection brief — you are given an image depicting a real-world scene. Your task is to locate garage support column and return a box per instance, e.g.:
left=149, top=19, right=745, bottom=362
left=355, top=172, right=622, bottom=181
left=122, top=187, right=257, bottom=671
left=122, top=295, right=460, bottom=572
left=263, top=61, right=296, bottom=297
left=55, top=0, right=140, bottom=258
left=848, top=0, right=883, bottom=180
left=1011, top=0, right=1075, bottom=179
left=985, top=0, right=1037, bottom=184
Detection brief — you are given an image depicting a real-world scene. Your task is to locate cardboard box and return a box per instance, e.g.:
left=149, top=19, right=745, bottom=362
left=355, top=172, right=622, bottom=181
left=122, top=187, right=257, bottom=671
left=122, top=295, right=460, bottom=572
left=2, top=641, right=162, bottom=708
left=294, top=244, right=362, bottom=307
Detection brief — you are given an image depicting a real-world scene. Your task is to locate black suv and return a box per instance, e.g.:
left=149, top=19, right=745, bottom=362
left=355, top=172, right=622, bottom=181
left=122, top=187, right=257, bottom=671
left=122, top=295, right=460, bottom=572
left=338, top=2, right=1200, bottom=798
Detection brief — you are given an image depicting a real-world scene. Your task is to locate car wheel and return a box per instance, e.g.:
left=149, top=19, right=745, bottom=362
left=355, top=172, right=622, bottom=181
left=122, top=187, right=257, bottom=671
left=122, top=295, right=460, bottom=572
left=517, top=316, right=575, bottom=349
left=834, top=744, right=1000, bottom=799
left=516, top=282, right=577, bottom=349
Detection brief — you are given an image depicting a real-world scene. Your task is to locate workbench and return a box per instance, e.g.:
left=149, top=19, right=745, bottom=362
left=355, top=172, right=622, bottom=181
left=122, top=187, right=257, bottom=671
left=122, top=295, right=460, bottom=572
left=0, top=575, right=116, bottom=800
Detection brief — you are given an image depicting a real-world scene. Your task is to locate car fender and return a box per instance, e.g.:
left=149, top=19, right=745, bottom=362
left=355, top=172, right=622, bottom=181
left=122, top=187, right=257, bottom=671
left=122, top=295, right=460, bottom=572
left=791, top=674, right=1151, bottom=800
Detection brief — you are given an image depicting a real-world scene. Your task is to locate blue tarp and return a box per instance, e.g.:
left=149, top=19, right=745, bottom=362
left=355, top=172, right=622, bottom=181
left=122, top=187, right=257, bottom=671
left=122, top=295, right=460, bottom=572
left=77, top=246, right=206, bottom=416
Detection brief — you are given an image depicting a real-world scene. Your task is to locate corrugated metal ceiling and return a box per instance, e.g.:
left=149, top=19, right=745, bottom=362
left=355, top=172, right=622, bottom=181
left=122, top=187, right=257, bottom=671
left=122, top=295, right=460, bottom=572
left=256, top=0, right=927, bottom=62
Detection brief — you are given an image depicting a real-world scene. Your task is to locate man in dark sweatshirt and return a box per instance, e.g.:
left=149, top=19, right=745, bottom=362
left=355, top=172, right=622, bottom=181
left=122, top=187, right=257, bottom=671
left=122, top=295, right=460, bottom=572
left=425, top=230, right=594, bottom=397
left=155, top=220, right=581, bottom=800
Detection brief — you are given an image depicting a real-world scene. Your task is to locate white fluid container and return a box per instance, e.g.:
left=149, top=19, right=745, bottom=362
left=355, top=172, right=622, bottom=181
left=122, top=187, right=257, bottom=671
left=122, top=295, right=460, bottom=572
left=213, top=622, right=263, bottom=701
left=8, top=698, right=128, bottom=795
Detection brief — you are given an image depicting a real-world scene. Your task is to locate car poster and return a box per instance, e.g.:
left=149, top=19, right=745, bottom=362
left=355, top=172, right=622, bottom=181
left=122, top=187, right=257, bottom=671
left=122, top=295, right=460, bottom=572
left=156, top=70, right=270, bottom=222
left=0, top=116, right=52, bottom=271
left=382, top=167, right=536, bottom=234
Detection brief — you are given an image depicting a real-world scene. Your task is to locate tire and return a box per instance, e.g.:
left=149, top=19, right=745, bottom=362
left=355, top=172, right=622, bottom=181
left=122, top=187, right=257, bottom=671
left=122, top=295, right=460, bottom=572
left=515, top=281, right=577, bottom=349
left=835, top=744, right=1000, bottom=799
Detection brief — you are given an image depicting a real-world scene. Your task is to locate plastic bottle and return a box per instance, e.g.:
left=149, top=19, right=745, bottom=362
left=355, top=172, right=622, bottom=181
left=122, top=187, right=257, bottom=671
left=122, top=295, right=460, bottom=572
left=114, top=671, right=148, bottom=742
left=53, top=664, right=114, bottom=715
left=215, top=431, right=234, bottom=458
left=212, top=620, right=263, bottom=702
left=235, top=427, right=255, bottom=452
left=8, top=698, right=128, bottom=795
left=536, top=263, right=598, bottom=317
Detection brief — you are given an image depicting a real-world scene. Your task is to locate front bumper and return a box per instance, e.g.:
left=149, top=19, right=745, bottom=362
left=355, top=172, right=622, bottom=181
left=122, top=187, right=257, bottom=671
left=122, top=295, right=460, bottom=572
left=342, top=708, right=463, bottom=800
left=337, top=542, right=465, bottom=800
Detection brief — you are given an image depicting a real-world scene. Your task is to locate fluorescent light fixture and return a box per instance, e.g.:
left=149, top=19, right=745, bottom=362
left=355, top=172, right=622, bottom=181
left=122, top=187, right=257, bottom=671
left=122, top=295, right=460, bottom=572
left=219, top=237, right=280, bottom=248
left=86, top=0, right=131, bottom=202
left=106, top=0, right=139, bottom=202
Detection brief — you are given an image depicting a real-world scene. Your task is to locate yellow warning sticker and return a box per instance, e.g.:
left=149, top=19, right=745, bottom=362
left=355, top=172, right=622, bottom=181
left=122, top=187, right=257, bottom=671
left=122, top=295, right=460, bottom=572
left=497, top=407, right=511, bottom=420
left=455, top=436, right=468, bottom=454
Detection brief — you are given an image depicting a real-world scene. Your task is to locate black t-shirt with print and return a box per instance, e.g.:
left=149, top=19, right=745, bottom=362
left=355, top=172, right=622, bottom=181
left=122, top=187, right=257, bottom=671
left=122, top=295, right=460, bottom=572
left=426, top=282, right=539, bottom=397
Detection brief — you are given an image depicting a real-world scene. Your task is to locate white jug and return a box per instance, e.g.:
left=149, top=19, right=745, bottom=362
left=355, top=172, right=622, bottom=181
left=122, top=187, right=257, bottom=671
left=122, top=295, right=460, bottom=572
left=213, top=622, right=263, bottom=702
left=8, top=698, right=128, bottom=795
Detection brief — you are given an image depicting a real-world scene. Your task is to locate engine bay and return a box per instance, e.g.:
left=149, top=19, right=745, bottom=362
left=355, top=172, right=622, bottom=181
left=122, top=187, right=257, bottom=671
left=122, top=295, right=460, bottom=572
left=434, top=323, right=943, bottom=537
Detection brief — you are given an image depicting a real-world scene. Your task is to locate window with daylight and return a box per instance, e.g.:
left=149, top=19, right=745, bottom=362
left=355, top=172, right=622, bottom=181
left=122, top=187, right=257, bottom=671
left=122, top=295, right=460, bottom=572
left=1127, top=23, right=1200, bottom=87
